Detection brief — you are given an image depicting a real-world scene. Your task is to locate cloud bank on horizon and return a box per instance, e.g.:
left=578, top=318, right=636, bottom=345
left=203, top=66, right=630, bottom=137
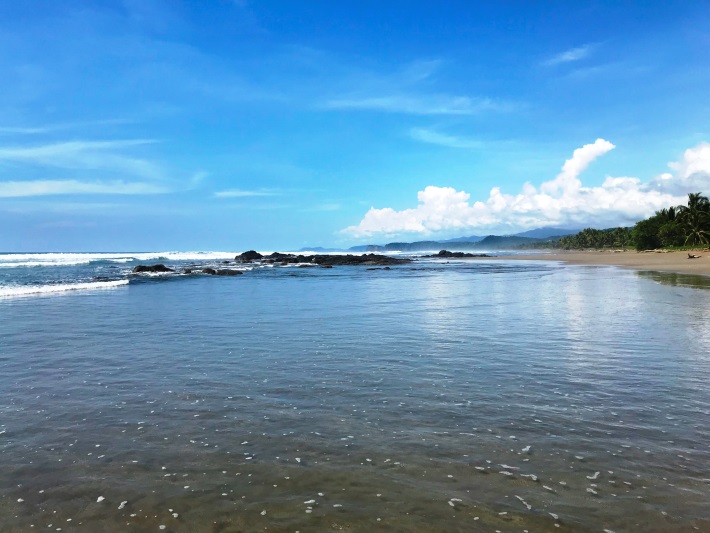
left=343, top=140, right=710, bottom=239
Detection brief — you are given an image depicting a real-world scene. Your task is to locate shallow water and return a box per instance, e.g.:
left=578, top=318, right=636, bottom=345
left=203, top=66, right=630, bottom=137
left=1, top=259, right=709, bottom=532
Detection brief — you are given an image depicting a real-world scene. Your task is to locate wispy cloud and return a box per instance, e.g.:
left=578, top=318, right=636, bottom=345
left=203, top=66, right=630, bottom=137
left=342, top=139, right=700, bottom=238
left=189, top=171, right=209, bottom=188
left=0, top=127, right=51, bottom=135
left=214, top=188, right=280, bottom=198
left=409, top=128, right=482, bottom=149
left=300, top=202, right=341, bottom=212
left=543, top=44, right=596, bottom=67
left=321, top=59, right=514, bottom=116
left=324, top=95, right=507, bottom=116
left=0, top=140, right=163, bottom=180
left=0, top=119, right=136, bottom=136
left=0, top=179, right=167, bottom=197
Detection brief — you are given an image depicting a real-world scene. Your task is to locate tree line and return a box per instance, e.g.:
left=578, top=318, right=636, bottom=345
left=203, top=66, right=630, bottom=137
left=551, top=192, right=710, bottom=250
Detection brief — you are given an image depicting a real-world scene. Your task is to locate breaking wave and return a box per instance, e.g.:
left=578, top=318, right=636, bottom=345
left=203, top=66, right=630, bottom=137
left=0, top=251, right=238, bottom=268
left=0, top=280, right=130, bottom=298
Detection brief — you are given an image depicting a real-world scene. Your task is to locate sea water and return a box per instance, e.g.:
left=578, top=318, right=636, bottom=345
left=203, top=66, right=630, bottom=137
left=0, top=253, right=709, bottom=532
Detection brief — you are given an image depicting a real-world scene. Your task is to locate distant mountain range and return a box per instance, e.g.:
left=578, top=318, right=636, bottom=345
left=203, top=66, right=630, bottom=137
left=298, top=227, right=580, bottom=253
left=438, top=227, right=579, bottom=242
left=350, top=235, right=560, bottom=252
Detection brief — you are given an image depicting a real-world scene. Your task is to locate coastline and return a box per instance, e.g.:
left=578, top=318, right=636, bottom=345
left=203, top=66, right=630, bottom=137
left=494, top=249, right=710, bottom=277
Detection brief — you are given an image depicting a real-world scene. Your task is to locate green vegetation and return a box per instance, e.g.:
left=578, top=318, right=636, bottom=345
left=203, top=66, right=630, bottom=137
left=547, top=193, right=710, bottom=251
left=556, top=227, right=634, bottom=250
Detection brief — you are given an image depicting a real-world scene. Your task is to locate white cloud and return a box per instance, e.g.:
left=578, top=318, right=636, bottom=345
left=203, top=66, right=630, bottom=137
left=311, top=202, right=341, bottom=212
left=0, top=179, right=166, bottom=197
left=540, top=139, right=615, bottom=195
left=189, top=170, right=209, bottom=187
left=343, top=139, right=700, bottom=238
left=409, top=128, right=482, bottom=149
left=0, top=140, right=162, bottom=180
left=0, top=126, right=50, bottom=135
left=650, top=142, right=710, bottom=194
left=543, top=44, right=596, bottom=66
left=214, top=188, right=279, bottom=198
left=0, top=119, right=135, bottom=136
left=321, top=59, right=514, bottom=116
left=324, top=94, right=506, bottom=115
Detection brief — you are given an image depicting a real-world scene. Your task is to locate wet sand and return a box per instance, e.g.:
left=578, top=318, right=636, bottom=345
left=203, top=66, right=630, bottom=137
left=496, top=249, right=710, bottom=277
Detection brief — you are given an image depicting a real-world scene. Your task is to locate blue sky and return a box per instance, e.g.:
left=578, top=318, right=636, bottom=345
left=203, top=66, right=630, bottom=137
left=1, top=0, right=709, bottom=251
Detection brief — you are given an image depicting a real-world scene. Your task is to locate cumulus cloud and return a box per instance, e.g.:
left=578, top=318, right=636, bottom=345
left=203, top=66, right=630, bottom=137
left=649, top=142, right=710, bottom=194
left=342, top=139, right=704, bottom=239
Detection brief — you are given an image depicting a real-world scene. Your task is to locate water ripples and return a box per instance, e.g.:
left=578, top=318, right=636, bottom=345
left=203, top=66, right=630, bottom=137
left=0, top=262, right=709, bottom=531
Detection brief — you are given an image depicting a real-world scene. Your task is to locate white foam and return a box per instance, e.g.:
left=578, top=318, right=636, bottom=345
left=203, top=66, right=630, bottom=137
left=0, top=280, right=129, bottom=298
left=0, top=250, right=408, bottom=268
left=0, top=251, right=240, bottom=268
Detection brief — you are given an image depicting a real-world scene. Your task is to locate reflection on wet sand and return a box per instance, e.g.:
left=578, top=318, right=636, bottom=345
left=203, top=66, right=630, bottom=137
left=638, top=270, right=710, bottom=290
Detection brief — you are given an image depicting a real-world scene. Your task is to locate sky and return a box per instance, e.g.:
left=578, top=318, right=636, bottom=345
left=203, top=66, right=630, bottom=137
left=1, top=0, right=709, bottom=252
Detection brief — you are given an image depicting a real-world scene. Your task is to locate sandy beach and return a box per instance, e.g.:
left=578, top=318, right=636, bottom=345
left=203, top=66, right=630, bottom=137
left=497, top=249, right=710, bottom=277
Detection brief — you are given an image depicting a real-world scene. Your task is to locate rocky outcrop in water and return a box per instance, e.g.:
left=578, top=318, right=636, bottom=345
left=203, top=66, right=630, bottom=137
left=135, top=253, right=409, bottom=277
left=255, top=252, right=410, bottom=266
left=425, top=250, right=491, bottom=258
left=198, top=267, right=244, bottom=276
left=215, top=269, right=243, bottom=276
left=133, top=264, right=175, bottom=273
left=236, top=250, right=263, bottom=262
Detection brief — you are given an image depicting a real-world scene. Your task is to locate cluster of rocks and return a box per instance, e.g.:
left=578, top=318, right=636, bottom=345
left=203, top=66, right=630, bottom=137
left=131, top=251, right=411, bottom=277
left=424, top=250, right=491, bottom=258
left=235, top=250, right=410, bottom=266
left=131, top=249, right=492, bottom=276
left=132, top=264, right=242, bottom=276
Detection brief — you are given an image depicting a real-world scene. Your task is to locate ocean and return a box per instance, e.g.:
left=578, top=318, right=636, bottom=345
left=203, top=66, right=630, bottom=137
left=1, top=252, right=709, bottom=532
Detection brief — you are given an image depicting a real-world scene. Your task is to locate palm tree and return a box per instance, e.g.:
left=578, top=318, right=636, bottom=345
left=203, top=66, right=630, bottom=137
left=677, top=193, right=710, bottom=246
left=655, top=206, right=677, bottom=222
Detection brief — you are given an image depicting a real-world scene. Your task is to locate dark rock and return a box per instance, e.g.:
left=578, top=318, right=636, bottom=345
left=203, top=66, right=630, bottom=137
left=312, top=253, right=409, bottom=266
left=424, top=250, right=491, bottom=258
left=202, top=268, right=217, bottom=275
left=215, top=269, right=243, bottom=276
left=320, top=264, right=333, bottom=268
left=133, top=264, right=174, bottom=273
left=183, top=269, right=193, bottom=274
left=231, top=252, right=411, bottom=267
left=266, top=252, right=291, bottom=260
left=236, top=250, right=263, bottom=262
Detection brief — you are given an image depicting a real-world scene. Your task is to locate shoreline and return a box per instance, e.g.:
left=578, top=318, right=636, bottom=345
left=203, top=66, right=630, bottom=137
left=493, top=249, right=710, bottom=277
